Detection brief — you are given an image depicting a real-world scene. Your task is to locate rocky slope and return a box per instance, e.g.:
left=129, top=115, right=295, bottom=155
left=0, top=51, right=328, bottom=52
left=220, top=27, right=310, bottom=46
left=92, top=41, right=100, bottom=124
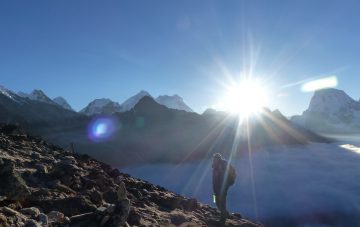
left=0, top=124, right=262, bottom=227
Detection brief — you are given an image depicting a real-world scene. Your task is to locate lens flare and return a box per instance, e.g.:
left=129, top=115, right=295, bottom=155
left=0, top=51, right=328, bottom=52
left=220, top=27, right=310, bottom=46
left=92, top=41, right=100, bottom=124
left=87, top=117, right=120, bottom=143
left=301, top=76, right=338, bottom=92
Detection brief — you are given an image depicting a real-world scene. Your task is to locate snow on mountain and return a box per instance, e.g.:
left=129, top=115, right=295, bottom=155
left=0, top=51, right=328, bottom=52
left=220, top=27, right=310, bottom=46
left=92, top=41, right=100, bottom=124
left=53, top=97, right=73, bottom=111
left=155, top=95, right=193, bottom=112
left=307, top=88, right=360, bottom=114
left=0, top=85, right=20, bottom=102
left=121, top=90, right=152, bottom=112
left=80, top=98, right=122, bottom=116
left=22, top=89, right=55, bottom=104
left=291, top=88, right=360, bottom=132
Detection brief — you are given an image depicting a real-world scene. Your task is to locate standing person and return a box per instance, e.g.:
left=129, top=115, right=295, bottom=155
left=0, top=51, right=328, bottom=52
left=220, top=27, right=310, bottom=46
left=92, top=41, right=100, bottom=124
left=212, top=153, right=237, bottom=223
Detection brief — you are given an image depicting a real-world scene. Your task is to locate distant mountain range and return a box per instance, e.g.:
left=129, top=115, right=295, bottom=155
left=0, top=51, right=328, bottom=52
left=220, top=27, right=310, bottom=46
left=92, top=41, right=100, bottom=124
left=0, top=84, right=329, bottom=166
left=80, top=90, right=194, bottom=116
left=291, top=88, right=360, bottom=133
left=16, top=87, right=194, bottom=116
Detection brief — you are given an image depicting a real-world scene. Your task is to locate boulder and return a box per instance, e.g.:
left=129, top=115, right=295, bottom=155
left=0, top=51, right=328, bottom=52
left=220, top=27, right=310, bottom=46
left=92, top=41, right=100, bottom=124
left=38, top=213, right=48, bottom=225
left=33, top=196, right=97, bottom=216
left=24, top=219, right=42, bottom=227
left=47, top=210, right=65, bottom=223
left=0, top=159, right=31, bottom=201
left=20, top=207, right=40, bottom=218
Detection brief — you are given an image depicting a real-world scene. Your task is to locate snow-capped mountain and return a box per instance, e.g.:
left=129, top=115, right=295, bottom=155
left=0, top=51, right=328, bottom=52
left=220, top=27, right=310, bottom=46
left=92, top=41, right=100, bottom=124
left=121, top=90, right=152, bottom=112
left=19, top=89, right=55, bottom=105
left=155, top=95, right=193, bottom=112
left=306, top=88, right=360, bottom=114
left=80, top=98, right=122, bottom=116
left=53, top=97, right=73, bottom=111
left=291, top=88, right=360, bottom=132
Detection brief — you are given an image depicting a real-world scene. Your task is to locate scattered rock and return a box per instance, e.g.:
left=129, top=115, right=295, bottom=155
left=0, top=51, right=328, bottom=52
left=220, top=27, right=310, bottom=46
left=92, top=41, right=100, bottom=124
left=24, top=219, right=41, bottom=227
left=20, top=207, right=40, bottom=218
left=38, top=213, right=48, bottom=225
left=127, top=208, right=142, bottom=226
left=181, top=198, right=198, bottom=211
left=47, top=210, right=65, bottom=223
left=168, top=211, right=188, bottom=225
left=0, top=159, right=31, bottom=201
left=34, top=164, right=48, bottom=174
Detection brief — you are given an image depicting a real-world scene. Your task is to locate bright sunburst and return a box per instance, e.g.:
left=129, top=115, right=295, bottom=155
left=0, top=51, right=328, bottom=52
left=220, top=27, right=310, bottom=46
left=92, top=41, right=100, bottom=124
left=221, top=78, right=269, bottom=116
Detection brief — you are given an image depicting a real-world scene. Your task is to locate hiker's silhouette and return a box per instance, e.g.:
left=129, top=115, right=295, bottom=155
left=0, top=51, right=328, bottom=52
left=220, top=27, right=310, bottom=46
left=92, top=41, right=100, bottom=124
left=212, top=153, right=237, bottom=223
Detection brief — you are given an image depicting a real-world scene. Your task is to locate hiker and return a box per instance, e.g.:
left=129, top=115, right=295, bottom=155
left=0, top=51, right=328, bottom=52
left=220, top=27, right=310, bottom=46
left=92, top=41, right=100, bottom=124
left=212, top=153, right=237, bottom=223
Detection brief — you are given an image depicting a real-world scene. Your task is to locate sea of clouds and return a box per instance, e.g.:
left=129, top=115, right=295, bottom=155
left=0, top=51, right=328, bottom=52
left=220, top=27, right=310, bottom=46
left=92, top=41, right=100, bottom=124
left=122, top=141, right=360, bottom=226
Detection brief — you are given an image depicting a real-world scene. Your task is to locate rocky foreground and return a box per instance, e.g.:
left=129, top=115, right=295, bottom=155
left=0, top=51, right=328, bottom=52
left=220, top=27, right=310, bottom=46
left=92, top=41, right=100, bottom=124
left=0, top=124, right=262, bottom=227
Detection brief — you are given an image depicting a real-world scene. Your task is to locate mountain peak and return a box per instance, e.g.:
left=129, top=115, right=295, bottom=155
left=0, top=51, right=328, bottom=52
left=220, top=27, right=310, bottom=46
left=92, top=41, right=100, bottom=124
left=292, top=88, right=360, bottom=132
left=27, top=89, right=54, bottom=104
left=53, top=96, right=73, bottom=111
left=80, top=98, right=121, bottom=116
left=121, top=91, right=152, bottom=112
left=155, top=94, right=193, bottom=112
left=138, top=90, right=150, bottom=96
left=307, top=88, right=358, bottom=113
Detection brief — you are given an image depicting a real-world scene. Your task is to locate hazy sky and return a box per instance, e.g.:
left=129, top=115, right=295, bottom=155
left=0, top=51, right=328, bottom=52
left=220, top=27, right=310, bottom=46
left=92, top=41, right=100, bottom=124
left=1, top=0, right=360, bottom=115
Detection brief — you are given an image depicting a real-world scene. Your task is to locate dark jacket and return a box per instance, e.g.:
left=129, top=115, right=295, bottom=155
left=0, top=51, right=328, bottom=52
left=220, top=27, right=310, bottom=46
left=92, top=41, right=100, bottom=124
left=212, top=155, right=236, bottom=195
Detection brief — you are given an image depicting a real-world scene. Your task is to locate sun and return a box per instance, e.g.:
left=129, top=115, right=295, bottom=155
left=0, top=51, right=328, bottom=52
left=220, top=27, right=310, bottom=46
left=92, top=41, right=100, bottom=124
left=221, top=78, right=269, bottom=116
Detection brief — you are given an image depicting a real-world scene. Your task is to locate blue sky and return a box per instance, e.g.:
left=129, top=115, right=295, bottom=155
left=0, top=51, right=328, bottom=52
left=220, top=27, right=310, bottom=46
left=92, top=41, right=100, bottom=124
left=1, top=0, right=360, bottom=115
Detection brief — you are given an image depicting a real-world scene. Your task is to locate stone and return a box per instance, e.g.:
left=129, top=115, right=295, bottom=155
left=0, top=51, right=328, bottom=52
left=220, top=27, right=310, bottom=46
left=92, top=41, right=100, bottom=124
left=0, top=213, right=7, bottom=223
left=105, top=204, right=116, bottom=213
left=34, top=164, right=48, bottom=174
left=181, top=198, right=198, bottom=211
left=103, top=189, right=118, bottom=204
left=69, top=212, right=96, bottom=222
left=89, top=189, right=103, bottom=205
left=233, top=212, right=242, bottom=219
left=60, top=156, right=77, bottom=165
left=117, top=198, right=130, bottom=219
left=38, top=213, right=48, bottom=225
left=20, top=207, right=40, bottom=218
left=169, top=212, right=187, bottom=226
left=152, top=193, right=182, bottom=211
left=100, top=215, right=110, bottom=226
left=109, top=169, right=121, bottom=178
left=47, top=211, right=65, bottom=223
left=117, top=182, right=127, bottom=201
left=32, top=196, right=97, bottom=216
left=127, top=209, right=142, bottom=226
left=96, top=206, right=107, bottom=213
left=127, top=187, right=143, bottom=199
left=1, top=206, right=26, bottom=219
left=0, top=159, right=31, bottom=201
left=24, top=219, right=42, bottom=227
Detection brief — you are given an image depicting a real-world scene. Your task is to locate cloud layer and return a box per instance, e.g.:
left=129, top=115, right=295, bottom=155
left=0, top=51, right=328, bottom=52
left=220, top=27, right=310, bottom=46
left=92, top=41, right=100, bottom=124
left=123, top=142, right=360, bottom=226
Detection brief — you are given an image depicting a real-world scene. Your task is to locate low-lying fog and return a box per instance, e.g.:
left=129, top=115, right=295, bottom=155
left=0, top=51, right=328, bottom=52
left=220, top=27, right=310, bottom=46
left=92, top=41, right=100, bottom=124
left=122, top=141, right=360, bottom=226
